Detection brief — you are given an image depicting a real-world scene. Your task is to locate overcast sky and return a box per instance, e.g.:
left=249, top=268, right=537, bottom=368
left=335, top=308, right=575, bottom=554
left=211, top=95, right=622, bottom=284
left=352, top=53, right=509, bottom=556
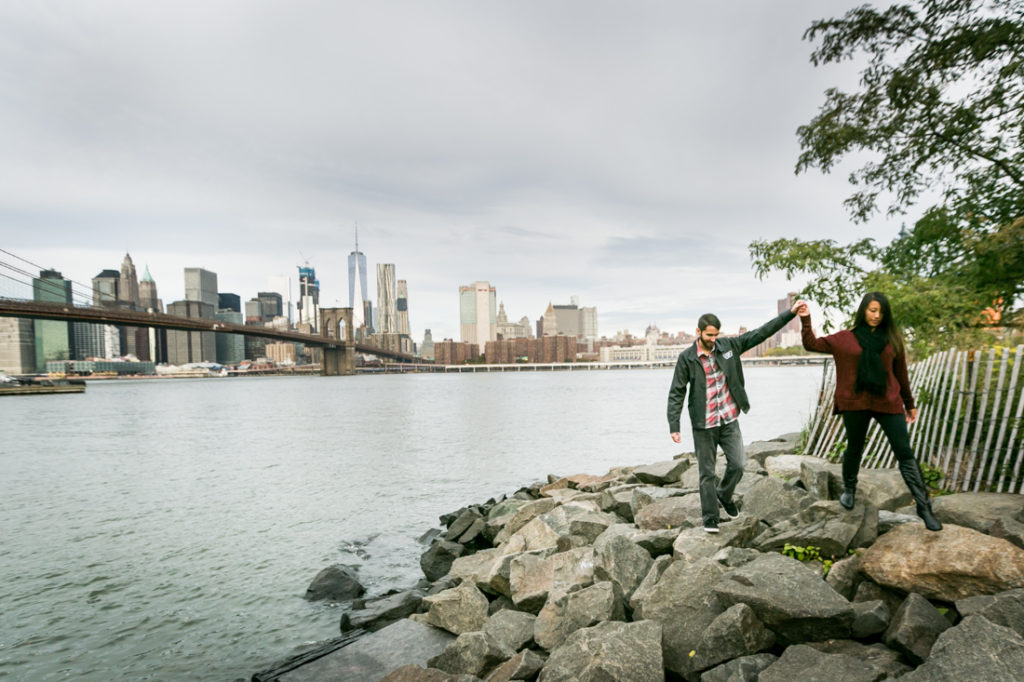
left=0, top=0, right=908, bottom=342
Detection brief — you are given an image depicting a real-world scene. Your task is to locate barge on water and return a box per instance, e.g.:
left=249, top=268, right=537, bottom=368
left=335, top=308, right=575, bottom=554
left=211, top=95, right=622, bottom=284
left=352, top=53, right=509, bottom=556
left=0, top=375, right=86, bottom=395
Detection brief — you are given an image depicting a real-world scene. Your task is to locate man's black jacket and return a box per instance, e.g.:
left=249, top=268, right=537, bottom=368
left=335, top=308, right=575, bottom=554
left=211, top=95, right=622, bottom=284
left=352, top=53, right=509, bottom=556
left=667, top=311, right=797, bottom=432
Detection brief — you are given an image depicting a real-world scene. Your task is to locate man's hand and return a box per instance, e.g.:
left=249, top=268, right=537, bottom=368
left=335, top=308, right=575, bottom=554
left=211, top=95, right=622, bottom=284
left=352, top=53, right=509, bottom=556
left=670, top=432, right=681, bottom=443
left=792, top=300, right=811, bottom=317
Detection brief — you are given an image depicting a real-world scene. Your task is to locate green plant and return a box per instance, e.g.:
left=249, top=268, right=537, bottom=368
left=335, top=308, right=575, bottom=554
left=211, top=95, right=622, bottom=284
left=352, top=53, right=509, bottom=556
left=782, top=543, right=836, bottom=577
left=919, top=461, right=953, bottom=496
left=825, top=439, right=846, bottom=463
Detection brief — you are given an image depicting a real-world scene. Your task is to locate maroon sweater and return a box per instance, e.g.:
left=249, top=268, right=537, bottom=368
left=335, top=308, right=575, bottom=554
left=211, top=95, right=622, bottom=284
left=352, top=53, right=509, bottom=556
left=801, top=316, right=914, bottom=415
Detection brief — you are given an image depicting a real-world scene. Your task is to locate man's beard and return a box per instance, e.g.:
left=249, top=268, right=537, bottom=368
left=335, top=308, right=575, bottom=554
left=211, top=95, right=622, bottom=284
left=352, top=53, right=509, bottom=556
left=700, top=337, right=715, bottom=352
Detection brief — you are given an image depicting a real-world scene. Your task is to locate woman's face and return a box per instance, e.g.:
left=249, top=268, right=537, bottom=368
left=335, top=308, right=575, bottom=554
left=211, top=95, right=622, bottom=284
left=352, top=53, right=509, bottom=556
left=865, top=300, right=884, bottom=327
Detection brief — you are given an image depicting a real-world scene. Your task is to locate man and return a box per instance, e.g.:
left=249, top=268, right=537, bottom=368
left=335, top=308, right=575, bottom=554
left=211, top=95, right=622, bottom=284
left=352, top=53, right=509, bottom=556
left=667, top=301, right=803, bottom=533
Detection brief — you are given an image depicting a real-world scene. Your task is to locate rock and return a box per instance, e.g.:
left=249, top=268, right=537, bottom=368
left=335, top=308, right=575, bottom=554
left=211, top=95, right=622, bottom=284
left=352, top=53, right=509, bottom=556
left=341, top=588, right=425, bottom=632
left=506, top=506, right=616, bottom=552
left=877, top=509, right=919, bottom=533
left=764, top=454, right=816, bottom=480
left=899, top=615, right=1024, bottom=681
left=483, top=649, right=546, bottom=682
left=379, top=664, right=453, bottom=682
left=457, top=518, right=487, bottom=546
left=445, top=509, right=485, bottom=542
left=672, top=513, right=762, bottom=564
left=699, top=653, right=778, bottom=682
left=533, top=581, right=625, bottom=651
left=712, top=552, right=854, bottom=644
left=802, top=639, right=911, bottom=679
left=427, top=630, right=513, bottom=678
left=955, top=587, right=1024, bottom=637
left=634, top=557, right=727, bottom=677
left=753, top=499, right=875, bottom=557
left=423, top=583, right=491, bottom=636
left=634, top=494, right=703, bottom=530
left=988, top=514, right=1024, bottom=550
left=825, top=553, right=862, bottom=600
left=536, top=620, right=663, bottom=682
left=289, top=618, right=455, bottom=682
left=883, top=592, right=951, bottom=663
left=632, top=458, right=690, bottom=485
left=486, top=595, right=514, bottom=616
left=629, top=486, right=689, bottom=518
left=508, top=547, right=595, bottom=613
left=858, top=522, right=1024, bottom=602
left=449, top=548, right=504, bottom=594
left=305, top=563, right=366, bottom=602
left=482, top=609, right=536, bottom=652
left=851, top=599, right=890, bottom=639
left=711, top=546, right=762, bottom=568
left=628, top=554, right=673, bottom=616
left=741, top=475, right=813, bottom=525
left=799, top=457, right=840, bottom=501
left=564, top=472, right=620, bottom=492
left=852, top=468, right=913, bottom=511
left=493, top=498, right=557, bottom=545
left=758, top=644, right=881, bottom=682
left=852, top=580, right=906, bottom=617
left=931, top=493, right=1024, bottom=546
left=597, top=485, right=639, bottom=521
left=745, top=435, right=800, bottom=465
left=421, top=540, right=467, bottom=582
left=593, top=532, right=653, bottom=600
left=690, top=603, right=776, bottom=673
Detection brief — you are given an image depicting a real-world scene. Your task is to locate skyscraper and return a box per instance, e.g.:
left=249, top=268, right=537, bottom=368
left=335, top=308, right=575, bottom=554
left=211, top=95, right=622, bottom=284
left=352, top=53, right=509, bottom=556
left=298, top=266, right=319, bottom=332
left=376, top=264, right=397, bottom=334
left=396, top=279, right=410, bottom=336
left=459, top=281, right=497, bottom=351
left=348, top=228, right=369, bottom=328
left=184, top=268, right=218, bottom=309
left=139, top=266, right=162, bottom=312
left=33, top=269, right=73, bottom=371
left=118, top=253, right=140, bottom=307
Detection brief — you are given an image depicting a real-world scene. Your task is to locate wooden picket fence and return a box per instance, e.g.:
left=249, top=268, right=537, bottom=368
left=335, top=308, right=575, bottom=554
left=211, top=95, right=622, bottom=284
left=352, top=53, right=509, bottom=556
left=804, top=345, right=1024, bottom=494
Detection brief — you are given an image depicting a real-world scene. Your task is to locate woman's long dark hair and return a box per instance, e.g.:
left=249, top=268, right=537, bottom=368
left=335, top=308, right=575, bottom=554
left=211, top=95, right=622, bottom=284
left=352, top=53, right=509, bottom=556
left=853, top=292, right=904, bottom=356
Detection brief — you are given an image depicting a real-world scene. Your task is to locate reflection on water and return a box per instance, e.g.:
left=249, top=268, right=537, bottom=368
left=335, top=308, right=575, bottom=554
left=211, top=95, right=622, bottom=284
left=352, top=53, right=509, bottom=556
left=0, top=367, right=821, bottom=680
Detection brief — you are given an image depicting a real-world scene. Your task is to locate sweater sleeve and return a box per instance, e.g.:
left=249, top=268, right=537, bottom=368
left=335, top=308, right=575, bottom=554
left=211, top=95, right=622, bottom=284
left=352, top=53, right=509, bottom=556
left=894, top=351, right=915, bottom=411
left=801, top=315, right=832, bottom=354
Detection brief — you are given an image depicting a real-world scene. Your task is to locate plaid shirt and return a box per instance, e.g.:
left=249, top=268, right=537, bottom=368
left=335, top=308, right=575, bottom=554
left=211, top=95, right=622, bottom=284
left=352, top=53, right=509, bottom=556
left=697, top=341, right=739, bottom=428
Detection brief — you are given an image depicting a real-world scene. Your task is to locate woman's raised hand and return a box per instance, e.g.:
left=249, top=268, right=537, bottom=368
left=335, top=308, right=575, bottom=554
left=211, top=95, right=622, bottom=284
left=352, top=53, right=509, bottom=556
left=791, top=300, right=811, bottom=317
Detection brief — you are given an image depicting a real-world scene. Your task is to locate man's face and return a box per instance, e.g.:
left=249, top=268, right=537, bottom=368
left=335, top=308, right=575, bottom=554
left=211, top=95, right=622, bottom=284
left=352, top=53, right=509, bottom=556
left=697, top=325, right=720, bottom=351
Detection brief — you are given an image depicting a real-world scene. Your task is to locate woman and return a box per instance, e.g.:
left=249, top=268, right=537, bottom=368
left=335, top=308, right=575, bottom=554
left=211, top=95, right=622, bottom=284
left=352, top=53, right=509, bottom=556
left=797, top=292, right=941, bottom=531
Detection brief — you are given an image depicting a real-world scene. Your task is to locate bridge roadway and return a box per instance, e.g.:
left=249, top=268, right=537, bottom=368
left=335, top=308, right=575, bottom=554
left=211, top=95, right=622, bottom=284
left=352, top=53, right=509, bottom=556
left=0, top=298, right=418, bottom=363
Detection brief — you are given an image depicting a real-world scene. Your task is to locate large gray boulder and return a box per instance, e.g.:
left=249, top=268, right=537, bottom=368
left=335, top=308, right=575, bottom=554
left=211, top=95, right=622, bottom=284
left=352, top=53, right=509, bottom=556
left=493, top=498, right=558, bottom=545
left=445, top=508, right=484, bottom=542
left=507, top=505, right=618, bottom=551
left=448, top=548, right=505, bottom=594
left=852, top=468, right=913, bottom=511
left=426, top=630, right=514, bottom=678
left=758, top=644, right=882, bottom=682
left=741, top=475, right=813, bottom=526
left=483, top=649, right=546, bottom=682
left=305, top=564, right=366, bottom=602
left=932, top=492, right=1024, bottom=548
left=508, top=547, right=595, bottom=613
left=633, top=458, right=690, bottom=484
left=764, top=454, right=817, bottom=480
left=699, top=653, right=778, bottom=682
left=955, top=587, right=1024, bottom=637
left=851, top=599, right=890, bottom=639
left=537, top=620, right=663, bottom=682
left=628, top=554, right=673, bottom=616
left=629, top=486, right=692, bottom=520
left=825, top=553, right=863, bottom=600
left=883, top=592, right=951, bottom=664
left=634, top=557, right=727, bottom=677
left=745, top=434, right=800, bottom=465
left=803, top=639, right=911, bottom=679
left=421, top=540, right=467, bottom=582
left=753, top=499, right=876, bottom=557
left=593, top=532, right=653, bottom=600
left=482, top=609, right=536, bottom=652
left=422, top=583, right=490, bottom=636
left=634, top=493, right=704, bottom=530
left=799, top=457, right=840, bottom=501
left=340, top=588, right=425, bottom=633
left=899, top=615, right=1024, bottom=681
left=672, top=514, right=762, bottom=564
left=689, top=603, right=776, bottom=673
left=859, top=522, right=1024, bottom=601
left=597, top=485, right=640, bottom=521
left=533, top=581, right=625, bottom=651
left=712, top=552, right=854, bottom=644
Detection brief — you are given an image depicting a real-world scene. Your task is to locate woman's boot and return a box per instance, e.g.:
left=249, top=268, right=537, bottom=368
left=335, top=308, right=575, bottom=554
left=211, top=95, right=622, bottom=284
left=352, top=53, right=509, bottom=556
left=839, top=486, right=856, bottom=510
left=898, top=459, right=942, bottom=531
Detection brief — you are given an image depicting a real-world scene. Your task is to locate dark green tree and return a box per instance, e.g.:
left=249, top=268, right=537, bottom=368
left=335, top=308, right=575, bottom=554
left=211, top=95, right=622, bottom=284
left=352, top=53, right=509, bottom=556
left=751, top=0, right=1023, bottom=354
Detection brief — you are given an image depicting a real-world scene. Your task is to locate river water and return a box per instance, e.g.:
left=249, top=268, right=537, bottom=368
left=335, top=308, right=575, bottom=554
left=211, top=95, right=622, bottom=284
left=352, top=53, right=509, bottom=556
left=0, top=366, right=822, bottom=681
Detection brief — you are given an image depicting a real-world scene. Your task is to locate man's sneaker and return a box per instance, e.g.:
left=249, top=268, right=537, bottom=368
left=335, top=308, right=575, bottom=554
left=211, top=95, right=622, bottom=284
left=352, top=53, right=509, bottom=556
left=703, top=520, right=719, bottom=534
left=718, top=494, right=739, bottom=519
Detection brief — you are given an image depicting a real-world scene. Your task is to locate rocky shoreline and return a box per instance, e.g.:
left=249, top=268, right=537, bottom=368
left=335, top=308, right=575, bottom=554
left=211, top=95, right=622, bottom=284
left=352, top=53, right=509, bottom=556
left=257, top=432, right=1024, bottom=681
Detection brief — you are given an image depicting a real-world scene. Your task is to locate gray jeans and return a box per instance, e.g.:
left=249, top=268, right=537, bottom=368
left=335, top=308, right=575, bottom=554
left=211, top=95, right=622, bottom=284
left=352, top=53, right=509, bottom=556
left=692, top=420, right=745, bottom=525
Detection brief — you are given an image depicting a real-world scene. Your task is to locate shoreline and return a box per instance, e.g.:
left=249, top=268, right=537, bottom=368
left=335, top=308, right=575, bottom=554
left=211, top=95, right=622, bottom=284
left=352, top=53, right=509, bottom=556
left=252, top=433, right=1024, bottom=681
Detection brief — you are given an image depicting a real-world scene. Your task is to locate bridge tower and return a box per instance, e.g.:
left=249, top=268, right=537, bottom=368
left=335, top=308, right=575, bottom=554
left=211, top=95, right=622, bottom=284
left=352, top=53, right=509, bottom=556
left=319, top=307, right=355, bottom=376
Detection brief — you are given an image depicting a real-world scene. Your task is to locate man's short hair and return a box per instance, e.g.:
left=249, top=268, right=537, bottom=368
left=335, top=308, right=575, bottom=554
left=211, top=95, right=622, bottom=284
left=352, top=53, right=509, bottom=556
left=697, top=313, right=721, bottom=331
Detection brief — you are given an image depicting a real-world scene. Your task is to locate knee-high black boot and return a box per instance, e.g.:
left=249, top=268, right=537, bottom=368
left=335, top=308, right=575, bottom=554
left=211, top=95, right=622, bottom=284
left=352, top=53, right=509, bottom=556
left=898, top=459, right=942, bottom=531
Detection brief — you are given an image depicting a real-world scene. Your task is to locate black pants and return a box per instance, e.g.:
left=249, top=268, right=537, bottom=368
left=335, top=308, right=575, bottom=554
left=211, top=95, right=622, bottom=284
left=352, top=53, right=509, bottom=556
left=840, top=410, right=914, bottom=488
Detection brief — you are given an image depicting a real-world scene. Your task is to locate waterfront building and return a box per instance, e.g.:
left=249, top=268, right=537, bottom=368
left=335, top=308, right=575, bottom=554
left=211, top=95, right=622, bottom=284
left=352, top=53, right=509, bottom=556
left=297, top=266, right=319, bottom=332
left=419, top=329, right=434, bottom=361
left=0, top=317, right=35, bottom=374
left=496, top=302, right=532, bottom=339
left=376, top=264, right=397, bottom=334
left=396, top=279, right=410, bottom=337
left=540, top=297, right=597, bottom=343
left=118, top=254, right=140, bottom=307
left=368, top=332, right=413, bottom=356
left=166, top=300, right=216, bottom=364
left=484, top=335, right=578, bottom=364
left=32, top=269, right=73, bottom=371
left=265, top=342, right=297, bottom=365
left=433, top=339, right=479, bottom=365
left=72, top=322, right=105, bottom=360
left=218, top=293, right=241, bottom=313
left=459, top=281, right=496, bottom=351
left=214, top=310, right=245, bottom=365
left=184, top=267, right=218, bottom=309
left=348, top=230, right=369, bottom=328
left=139, top=266, right=163, bottom=313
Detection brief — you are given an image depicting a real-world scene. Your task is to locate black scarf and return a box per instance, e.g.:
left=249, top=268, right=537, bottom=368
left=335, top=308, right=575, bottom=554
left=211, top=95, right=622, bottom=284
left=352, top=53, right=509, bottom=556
left=853, top=325, right=888, bottom=396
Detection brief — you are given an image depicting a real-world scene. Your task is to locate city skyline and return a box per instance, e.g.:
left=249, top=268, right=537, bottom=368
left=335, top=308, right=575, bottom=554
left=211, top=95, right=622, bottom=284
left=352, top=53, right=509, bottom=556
left=0, top=2, right=904, bottom=340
